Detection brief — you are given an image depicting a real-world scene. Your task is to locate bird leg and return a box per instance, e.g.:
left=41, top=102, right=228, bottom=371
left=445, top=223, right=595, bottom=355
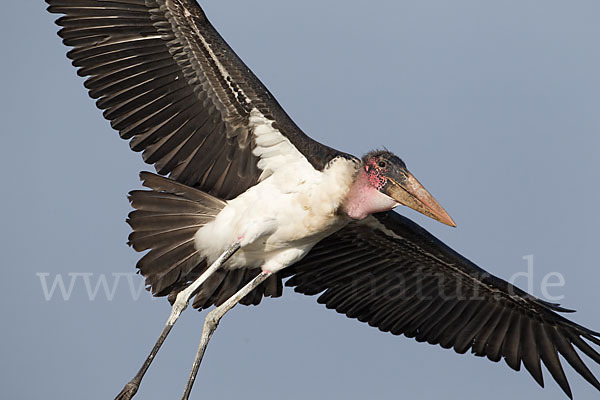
left=115, top=242, right=242, bottom=400
left=180, top=270, right=272, bottom=400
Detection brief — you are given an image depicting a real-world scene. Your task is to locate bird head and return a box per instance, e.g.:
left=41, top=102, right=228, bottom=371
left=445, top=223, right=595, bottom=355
left=343, top=150, right=456, bottom=226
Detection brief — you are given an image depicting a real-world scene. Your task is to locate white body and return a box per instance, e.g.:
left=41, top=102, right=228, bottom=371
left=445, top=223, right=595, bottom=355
left=195, top=109, right=360, bottom=272
left=195, top=156, right=358, bottom=272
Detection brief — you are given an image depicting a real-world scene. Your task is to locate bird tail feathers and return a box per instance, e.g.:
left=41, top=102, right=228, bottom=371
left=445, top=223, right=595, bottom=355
left=127, top=172, right=225, bottom=300
left=126, top=172, right=283, bottom=310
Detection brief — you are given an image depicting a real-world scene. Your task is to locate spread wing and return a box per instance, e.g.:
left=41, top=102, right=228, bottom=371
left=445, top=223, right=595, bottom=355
left=285, top=211, right=600, bottom=398
left=47, top=0, right=347, bottom=199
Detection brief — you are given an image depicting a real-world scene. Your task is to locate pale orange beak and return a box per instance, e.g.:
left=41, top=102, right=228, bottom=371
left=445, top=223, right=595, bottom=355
left=385, top=171, right=456, bottom=227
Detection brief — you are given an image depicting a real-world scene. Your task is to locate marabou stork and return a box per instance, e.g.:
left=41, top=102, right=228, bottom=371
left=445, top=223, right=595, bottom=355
left=46, top=0, right=600, bottom=399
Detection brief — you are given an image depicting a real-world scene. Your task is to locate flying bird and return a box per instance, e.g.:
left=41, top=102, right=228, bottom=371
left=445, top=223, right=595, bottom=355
left=46, top=0, right=600, bottom=399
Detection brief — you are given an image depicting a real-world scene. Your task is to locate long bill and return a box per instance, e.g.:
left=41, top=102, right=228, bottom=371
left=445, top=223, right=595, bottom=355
left=385, top=171, right=457, bottom=227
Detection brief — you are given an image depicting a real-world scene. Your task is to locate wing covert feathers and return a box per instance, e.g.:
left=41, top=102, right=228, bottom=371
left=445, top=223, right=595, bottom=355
left=47, top=0, right=347, bottom=198
left=286, top=211, right=600, bottom=398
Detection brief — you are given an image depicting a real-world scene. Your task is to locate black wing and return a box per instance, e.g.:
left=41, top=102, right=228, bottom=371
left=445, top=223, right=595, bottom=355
left=47, top=0, right=347, bottom=199
left=285, top=211, right=600, bottom=398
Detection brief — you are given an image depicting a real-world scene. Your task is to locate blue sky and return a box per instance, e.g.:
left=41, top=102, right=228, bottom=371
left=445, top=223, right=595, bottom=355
left=2, top=1, right=600, bottom=399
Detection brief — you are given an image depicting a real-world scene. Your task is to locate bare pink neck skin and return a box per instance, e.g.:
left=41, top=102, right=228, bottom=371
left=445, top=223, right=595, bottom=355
left=342, top=169, right=399, bottom=220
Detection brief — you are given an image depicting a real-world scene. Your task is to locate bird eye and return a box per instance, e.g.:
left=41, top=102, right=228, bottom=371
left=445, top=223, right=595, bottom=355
left=378, top=161, right=387, bottom=168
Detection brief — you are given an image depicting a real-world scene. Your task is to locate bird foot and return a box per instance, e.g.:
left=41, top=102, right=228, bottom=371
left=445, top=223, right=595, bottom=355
left=115, top=381, right=139, bottom=400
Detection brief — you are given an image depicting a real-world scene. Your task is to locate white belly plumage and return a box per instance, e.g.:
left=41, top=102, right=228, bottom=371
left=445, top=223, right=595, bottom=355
left=194, top=157, right=357, bottom=273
